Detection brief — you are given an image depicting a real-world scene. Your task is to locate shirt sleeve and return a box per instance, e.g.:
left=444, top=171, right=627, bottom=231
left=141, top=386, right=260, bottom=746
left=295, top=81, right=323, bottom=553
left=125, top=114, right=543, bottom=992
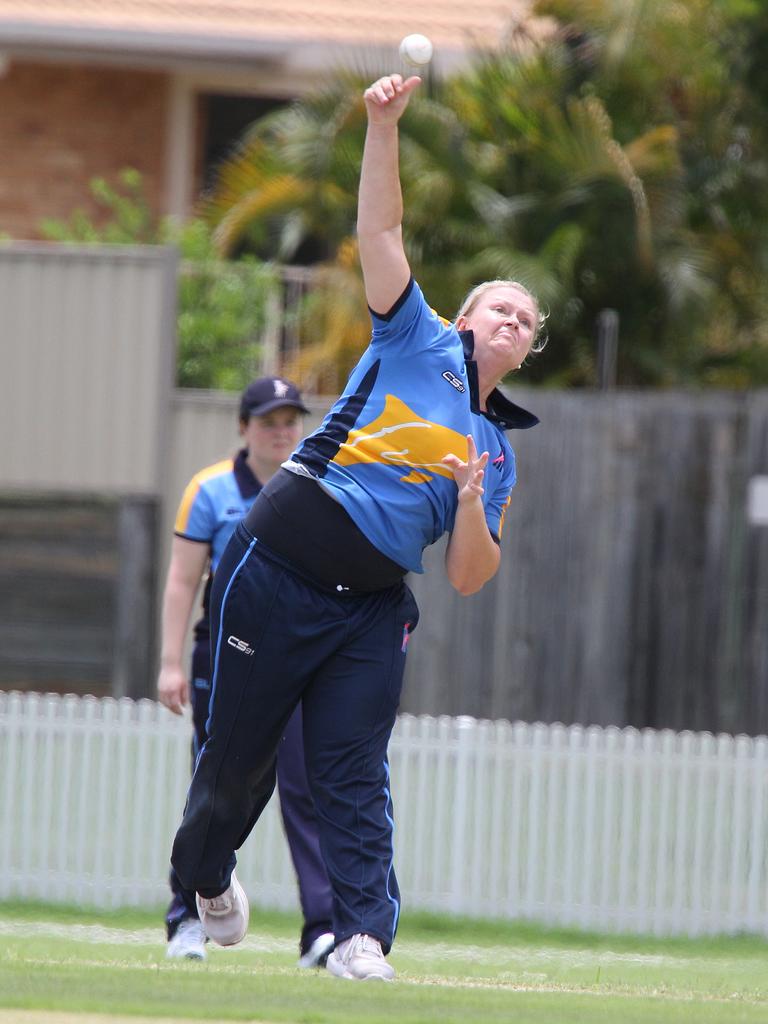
left=484, top=448, right=517, bottom=543
left=174, top=476, right=217, bottom=543
left=369, top=278, right=454, bottom=359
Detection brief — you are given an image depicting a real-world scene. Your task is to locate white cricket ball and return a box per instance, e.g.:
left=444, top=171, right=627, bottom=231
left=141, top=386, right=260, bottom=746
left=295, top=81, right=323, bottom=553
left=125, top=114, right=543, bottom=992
left=399, top=33, right=433, bottom=67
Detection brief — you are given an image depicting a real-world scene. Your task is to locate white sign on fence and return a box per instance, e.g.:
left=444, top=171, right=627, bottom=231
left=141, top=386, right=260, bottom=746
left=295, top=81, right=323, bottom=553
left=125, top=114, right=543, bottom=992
left=747, top=476, right=768, bottom=525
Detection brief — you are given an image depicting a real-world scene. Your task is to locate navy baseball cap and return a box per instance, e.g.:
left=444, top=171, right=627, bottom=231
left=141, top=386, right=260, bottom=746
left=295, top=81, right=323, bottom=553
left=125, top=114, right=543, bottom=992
left=239, top=376, right=309, bottom=419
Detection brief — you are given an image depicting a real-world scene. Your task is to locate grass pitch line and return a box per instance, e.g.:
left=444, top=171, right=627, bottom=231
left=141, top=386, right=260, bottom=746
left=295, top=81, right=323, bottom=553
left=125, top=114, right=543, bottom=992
left=9, top=953, right=768, bottom=1006
left=0, top=920, right=295, bottom=955
left=0, top=1014, right=271, bottom=1024
left=0, top=919, right=732, bottom=972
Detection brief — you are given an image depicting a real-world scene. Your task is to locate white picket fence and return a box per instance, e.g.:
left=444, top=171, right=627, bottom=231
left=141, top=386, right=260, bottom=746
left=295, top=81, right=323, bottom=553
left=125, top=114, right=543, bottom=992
left=1, top=690, right=767, bottom=938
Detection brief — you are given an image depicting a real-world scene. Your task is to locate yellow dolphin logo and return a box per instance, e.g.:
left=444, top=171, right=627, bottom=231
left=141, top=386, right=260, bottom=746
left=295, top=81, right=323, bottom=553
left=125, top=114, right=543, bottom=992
left=334, top=394, right=469, bottom=484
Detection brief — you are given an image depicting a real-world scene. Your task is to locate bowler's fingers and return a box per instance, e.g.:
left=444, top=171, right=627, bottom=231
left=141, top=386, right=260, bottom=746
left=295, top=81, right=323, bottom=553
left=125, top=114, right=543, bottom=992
left=161, top=683, right=188, bottom=716
left=364, top=74, right=421, bottom=106
left=161, top=697, right=183, bottom=716
left=169, top=693, right=186, bottom=716
left=470, top=466, right=485, bottom=494
left=400, top=75, right=422, bottom=94
left=466, top=435, right=489, bottom=469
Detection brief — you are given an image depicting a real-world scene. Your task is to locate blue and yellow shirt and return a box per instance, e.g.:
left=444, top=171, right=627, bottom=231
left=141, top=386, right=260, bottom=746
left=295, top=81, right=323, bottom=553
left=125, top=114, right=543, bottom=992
left=174, top=449, right=261, bottom=573
left=294, top=278, right=538, bottom=574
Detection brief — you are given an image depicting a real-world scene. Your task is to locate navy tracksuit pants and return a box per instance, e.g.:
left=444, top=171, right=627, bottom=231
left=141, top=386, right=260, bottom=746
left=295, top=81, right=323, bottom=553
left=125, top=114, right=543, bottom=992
left=171, top=523, right=418, bottom=954
left=166, top=640, right=333, bottom=954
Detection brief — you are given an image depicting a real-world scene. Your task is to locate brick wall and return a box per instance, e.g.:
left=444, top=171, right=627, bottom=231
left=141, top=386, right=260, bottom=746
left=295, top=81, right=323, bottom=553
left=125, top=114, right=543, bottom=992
left=0, top=61, right=170, bottom=239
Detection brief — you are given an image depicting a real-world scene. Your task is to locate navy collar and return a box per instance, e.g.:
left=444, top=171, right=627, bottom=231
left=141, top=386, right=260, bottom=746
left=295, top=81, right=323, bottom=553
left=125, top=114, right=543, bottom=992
left=233, top=448, right=262, bottom=498
left=459, top=330, right=539, bottom=431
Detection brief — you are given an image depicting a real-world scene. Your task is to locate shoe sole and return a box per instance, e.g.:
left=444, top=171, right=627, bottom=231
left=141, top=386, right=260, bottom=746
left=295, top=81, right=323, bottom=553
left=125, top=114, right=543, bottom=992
left=330, top=970, right=393, bottom=981
left=327, top=954, right=394, bottom=981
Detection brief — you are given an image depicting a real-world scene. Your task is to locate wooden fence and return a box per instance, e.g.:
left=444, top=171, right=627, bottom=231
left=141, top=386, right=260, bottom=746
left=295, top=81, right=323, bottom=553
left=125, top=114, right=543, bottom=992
left=2, top=691, right=767, bottom=938
left=2, top=388, right=768, bottom=733
left=403, top=388, right=768, bottom=735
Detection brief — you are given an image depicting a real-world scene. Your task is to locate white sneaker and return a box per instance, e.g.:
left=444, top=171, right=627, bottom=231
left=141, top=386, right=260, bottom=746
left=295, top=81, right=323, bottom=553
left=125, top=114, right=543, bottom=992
left=195, top=870, right=249, bottom=946
left=166, top=917, right=207, bottom=960
left=326, top=933, right=394, bottom=981
left=297, top=932, right=335, bottom=969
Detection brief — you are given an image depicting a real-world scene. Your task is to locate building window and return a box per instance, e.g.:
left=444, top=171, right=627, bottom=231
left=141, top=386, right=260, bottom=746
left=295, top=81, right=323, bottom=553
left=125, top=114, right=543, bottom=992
left=198, top=92, right=289, bottom=194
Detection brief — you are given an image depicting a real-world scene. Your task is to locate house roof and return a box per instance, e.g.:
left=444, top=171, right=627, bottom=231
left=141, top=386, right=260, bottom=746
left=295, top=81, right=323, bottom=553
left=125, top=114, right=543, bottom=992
left=0, top=1, right=540, bottom=72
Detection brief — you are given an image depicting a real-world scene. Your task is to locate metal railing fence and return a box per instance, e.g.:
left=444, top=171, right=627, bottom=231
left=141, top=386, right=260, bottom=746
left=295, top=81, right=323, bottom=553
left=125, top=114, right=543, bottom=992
left=1, top=690, right=767, bottom=938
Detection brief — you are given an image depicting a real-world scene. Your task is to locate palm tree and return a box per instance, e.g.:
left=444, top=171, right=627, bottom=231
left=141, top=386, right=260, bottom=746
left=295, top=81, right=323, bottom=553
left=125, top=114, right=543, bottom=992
left=204, top=69, right=584, bottom=389
left=203, top=0, right=768, bottom=389
left=531, top=0, right=768, bottom=384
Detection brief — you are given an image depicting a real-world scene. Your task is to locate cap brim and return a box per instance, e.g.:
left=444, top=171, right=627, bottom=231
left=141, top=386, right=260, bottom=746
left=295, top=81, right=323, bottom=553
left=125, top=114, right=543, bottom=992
left=245, top=399, right=309, bottom=416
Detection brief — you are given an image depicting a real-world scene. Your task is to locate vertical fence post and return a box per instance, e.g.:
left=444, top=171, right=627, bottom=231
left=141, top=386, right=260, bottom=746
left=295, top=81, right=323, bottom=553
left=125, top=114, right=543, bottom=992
left=0, top=692, right=21, bottom=896
left=616, top=727, right=639, bottom=930
left=598, top=727, right=620, bottom=929
left=260, top=281, right=282, bottom=376
left=579, top=726, right=602, bottom=929
left=596, top=308, right=619, bottom=389
left=692, top=729, right=716, bottom=937
left=651, top=729, right=675, bottom=937
left=746, top=736, right=768, bottom=934
left=449, top=717, right=474, bottom=913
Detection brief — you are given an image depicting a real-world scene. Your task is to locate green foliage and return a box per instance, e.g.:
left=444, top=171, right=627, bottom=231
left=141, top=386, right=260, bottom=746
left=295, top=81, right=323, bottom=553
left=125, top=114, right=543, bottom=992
left=526, top=0, right=768, bottom=385
left=39, top=169, right=277, bottom=389
left=202, top=0, right=768, bottom=389
left=174, top=221, right=276, bottom=391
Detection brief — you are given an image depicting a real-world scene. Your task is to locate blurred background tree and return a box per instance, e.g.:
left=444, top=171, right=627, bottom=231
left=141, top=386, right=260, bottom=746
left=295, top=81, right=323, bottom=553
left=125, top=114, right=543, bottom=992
left=203, top=0, right=768, bottom=390
left=38, top=1, right=768, bottom=394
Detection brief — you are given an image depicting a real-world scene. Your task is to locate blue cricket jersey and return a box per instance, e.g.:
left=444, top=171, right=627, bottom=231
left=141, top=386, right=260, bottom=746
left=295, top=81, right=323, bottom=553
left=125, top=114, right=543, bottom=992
left=294, top=278, right=538, bottom=573
left=174, top=449, right=261, bottom=573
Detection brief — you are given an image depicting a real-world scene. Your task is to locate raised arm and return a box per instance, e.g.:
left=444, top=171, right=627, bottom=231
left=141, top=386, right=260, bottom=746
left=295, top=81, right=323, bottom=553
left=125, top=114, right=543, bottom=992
left=358, top=74, right=421, bottom=314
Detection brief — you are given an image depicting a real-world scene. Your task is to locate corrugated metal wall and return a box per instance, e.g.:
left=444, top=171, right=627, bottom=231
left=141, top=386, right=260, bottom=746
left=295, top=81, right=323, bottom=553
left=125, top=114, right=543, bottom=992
left=0, top=242, right=177, bottom=495
left=0, top=242, right=177, bottom=698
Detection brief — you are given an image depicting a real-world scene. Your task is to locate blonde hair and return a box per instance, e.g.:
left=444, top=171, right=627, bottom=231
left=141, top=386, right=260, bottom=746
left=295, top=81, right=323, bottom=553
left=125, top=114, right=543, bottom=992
left=456, top=279, right=548, bottom=353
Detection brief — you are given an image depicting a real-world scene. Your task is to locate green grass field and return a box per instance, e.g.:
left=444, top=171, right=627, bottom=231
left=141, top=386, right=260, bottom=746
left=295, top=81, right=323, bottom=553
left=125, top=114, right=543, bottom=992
left=1, top=902, right=767, bottom=1024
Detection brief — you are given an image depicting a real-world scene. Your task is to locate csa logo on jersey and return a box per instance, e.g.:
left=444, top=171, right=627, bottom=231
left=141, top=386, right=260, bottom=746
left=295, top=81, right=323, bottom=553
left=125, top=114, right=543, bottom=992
left=441, top=370, right=466, bottom=393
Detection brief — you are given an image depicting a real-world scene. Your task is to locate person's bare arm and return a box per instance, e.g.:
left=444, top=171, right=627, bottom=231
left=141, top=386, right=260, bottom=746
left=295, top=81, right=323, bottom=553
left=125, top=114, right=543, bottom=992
left=157, top=536, right=209, bottom=715
left=443, top=436, right=502, bottom=595
left=358, top=74, right=421, bottom=315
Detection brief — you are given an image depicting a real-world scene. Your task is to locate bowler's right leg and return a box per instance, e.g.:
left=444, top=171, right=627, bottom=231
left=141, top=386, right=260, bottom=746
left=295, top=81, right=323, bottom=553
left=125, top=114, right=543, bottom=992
left=170, top=527, right=301, bottom=939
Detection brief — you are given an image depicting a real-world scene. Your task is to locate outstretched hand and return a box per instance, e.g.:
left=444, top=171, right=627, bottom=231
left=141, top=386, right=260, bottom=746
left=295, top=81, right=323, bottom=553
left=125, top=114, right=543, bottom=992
left=442, top=435, right=489, bottom=504
left=363, top=74, right=422, bottom=125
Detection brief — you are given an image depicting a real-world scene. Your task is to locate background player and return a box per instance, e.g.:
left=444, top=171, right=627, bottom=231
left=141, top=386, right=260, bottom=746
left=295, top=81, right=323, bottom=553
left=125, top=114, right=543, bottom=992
left=158, top=377, right=334, bottom=967
left=170, top=72, right=543, bottom=981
